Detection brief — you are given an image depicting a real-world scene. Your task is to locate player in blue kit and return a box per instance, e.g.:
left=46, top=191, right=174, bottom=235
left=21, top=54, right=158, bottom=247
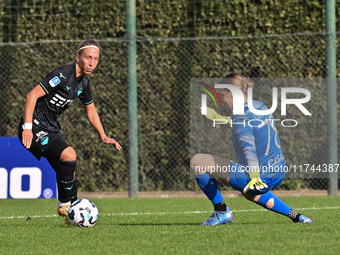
left=191, top=74, right=312, bottom=225
left=18, top=39, right=122, bottom=223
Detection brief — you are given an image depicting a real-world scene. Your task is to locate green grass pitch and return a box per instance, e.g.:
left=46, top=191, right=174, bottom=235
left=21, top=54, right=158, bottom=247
left=1, top=196, right=340, bottom=254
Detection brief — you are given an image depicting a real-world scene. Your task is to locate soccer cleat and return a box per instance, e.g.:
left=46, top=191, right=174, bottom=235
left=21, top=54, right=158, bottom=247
left=297, top=215, right=313, bottom=223
left=57, top=204, right=71, bottom=218
left=202, top=207, right=234, bottom=226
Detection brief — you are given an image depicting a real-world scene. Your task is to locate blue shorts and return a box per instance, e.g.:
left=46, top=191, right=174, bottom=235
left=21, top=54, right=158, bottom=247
left=229, top=161, right=285, bottom=195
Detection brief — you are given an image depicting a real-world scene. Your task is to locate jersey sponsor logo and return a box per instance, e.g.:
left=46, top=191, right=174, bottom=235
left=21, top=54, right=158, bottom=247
left=49, top=76, right=61, bottom=87
left=59, top=72, right=66, bottom=79
left=50, top=94, right=73, bottom=107
left=267, top=154, right=285, bottom=167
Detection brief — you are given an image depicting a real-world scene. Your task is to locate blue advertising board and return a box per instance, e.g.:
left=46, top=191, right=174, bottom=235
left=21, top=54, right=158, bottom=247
left=0, top=137, right=57, bottom=199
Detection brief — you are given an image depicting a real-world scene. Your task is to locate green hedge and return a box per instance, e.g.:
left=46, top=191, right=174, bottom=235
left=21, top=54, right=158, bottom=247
left=0, top=0, right=334, bottom=42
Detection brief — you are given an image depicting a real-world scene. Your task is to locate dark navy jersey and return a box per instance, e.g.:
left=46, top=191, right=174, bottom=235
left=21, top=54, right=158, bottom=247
left=33, top=63, right=93, bottom=132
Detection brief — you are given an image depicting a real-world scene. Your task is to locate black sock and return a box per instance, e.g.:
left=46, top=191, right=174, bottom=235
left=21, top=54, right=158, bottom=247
left=288, top=209, right=301, bottom=222
left=50, top=160, right=77, bottom=203
left=214, top=201, right=227, bottom=212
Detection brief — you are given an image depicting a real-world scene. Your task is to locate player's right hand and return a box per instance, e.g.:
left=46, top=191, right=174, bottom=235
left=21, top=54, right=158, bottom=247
left=243, top=178, right=268, bottom=194
left=22, top=129, right=33, bottom=149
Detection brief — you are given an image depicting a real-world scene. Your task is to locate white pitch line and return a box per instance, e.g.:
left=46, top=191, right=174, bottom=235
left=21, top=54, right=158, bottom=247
left=103, top=210, right=210, bottom=217
left=1, top=206, right=339, bottom=220
left=102, top=206, right=340, bottom=216
left=0, top=214, right=58, bottom=220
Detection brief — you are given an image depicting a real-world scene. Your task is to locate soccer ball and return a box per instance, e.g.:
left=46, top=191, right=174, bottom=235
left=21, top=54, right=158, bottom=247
left=67, top=199, right=98, bottom=227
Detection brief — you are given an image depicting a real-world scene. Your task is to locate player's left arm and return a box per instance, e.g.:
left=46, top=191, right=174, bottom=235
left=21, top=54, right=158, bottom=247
left=83, top=102, right=122, bottom=150
left=233, top=115, right=267, bottom=193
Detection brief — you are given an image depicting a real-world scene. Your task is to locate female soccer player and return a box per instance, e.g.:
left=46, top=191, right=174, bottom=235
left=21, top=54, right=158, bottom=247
left=18, top=39, right=122, bottom=222
left=191, top=74, right=312, bottom=225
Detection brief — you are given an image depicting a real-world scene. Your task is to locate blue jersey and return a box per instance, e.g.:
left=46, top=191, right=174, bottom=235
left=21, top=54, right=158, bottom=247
left=231, top=100, right=285, bottom=177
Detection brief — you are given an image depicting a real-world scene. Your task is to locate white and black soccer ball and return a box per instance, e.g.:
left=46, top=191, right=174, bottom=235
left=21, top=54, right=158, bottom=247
left=68, top=199, right=98, bottom=227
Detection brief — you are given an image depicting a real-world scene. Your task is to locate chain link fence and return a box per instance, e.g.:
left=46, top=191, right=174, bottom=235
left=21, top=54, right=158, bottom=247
left=1, top=32, right=338, bottom=191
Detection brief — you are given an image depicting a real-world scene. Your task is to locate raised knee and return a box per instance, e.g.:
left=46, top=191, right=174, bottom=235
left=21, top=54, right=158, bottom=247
left=190, top=154, right=200, bottom=168
left=190, top=154, right=205, bottom=174
left=60, top=147, right=77, bottom=161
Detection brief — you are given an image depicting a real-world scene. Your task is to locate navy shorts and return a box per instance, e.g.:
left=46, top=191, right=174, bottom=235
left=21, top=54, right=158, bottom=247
left=18, top=118, right=69, bottom=161
left=229, top=161, right=285, bottom=195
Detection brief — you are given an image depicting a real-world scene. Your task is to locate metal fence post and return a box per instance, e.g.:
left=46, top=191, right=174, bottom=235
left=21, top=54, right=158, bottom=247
left=126, top=0, right=138, bottom=197
left=326, top=0, right=338, bottom=196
